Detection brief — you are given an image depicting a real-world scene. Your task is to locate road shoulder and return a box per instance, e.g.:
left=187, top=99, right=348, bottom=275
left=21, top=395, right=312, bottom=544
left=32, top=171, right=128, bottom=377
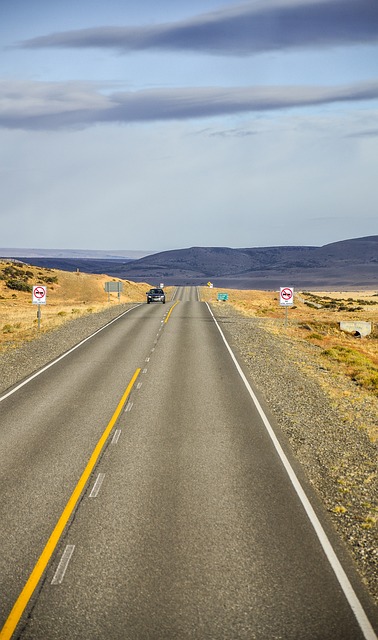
left=211, top=303, right=378, bottom=606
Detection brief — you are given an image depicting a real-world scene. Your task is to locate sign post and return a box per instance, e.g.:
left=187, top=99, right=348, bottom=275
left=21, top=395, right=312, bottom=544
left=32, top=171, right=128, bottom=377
left=279, top=287, right=294, bottom=327
left=104, top=281, right=123, bottom=303
left=32, top=285, right=47, bottom=330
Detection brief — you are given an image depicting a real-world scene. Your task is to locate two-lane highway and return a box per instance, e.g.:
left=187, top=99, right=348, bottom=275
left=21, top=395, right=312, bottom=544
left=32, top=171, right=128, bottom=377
left=1, top=288, right=377, bottom=639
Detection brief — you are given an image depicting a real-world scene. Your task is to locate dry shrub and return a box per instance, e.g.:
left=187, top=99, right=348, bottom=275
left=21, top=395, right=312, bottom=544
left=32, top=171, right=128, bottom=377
left=200, top=285, right=378, bottom=397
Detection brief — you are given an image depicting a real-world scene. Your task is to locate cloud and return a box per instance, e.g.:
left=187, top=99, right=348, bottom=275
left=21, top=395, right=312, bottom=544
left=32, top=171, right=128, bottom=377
left=19, top=0, right=378, bottom=56
left=208, top=128, right=259, bottom=138
left=346, top=129, right=378, bottom=138
left=0, top=80, right=109, bottom=130
left=1, top=79, right=378, bottom=130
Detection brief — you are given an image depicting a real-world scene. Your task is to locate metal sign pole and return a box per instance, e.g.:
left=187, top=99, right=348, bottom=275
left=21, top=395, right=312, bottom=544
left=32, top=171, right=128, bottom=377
left=279, top=287, right=294, bottom=328
left=32, top=285, right=47, bottom=330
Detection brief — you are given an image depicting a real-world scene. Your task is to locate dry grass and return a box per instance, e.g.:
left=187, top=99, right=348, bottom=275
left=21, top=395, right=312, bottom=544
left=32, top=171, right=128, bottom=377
left=200, top=285, right=378, bottom=399
left=201, top=285, right=378, bottom=442
left=0, top=261, right=166, bottom=352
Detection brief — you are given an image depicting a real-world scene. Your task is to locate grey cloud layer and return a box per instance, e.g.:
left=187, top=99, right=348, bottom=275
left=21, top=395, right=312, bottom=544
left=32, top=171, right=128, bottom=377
left=1, top=80, right=378, bottom=130
left=20, top=0, right=378, bottom=55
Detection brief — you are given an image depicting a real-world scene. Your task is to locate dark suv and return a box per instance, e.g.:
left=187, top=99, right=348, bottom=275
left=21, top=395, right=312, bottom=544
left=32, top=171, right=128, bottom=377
left=146, top=288, right=166, bottom=304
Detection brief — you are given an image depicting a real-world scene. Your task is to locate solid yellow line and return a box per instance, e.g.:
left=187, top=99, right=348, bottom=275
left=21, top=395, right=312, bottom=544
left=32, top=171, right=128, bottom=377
left=164, top=300, right=180, bottom=323
left=0, top=368, right=141, bottom=640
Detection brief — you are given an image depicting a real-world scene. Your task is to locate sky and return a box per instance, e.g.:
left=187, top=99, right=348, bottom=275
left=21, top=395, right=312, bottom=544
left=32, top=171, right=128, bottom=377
left=0, top=0, right=377, bottom=253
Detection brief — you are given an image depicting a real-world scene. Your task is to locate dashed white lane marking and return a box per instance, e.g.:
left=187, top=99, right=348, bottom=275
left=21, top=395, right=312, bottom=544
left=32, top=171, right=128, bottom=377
left=142, top=368, right=148, bottom=374
left=89, top=473, right=105, bottom=498
left=145, top=357, right=150, bottom=362
left=137, top=382, right=143, bottom=390
left=151, top=348, right=155, bottom=353
left=112, top=429, right=121, bottom=444
left=51, top=545, right=75, bottom=585
left=125, top=401, right=133, bottom=412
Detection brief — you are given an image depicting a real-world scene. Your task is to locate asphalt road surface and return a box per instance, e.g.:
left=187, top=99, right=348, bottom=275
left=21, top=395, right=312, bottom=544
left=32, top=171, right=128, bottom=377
left=0, top=287, right=377, bottom=639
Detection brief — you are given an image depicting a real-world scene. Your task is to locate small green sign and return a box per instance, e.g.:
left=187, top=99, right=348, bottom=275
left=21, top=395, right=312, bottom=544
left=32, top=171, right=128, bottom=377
left=217, top=293, right=229, bottom=301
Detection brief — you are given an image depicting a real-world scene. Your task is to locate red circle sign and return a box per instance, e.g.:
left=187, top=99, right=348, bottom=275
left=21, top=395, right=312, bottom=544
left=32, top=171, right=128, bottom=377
left=34, top=287, right=46, bottom=298
left=281, top=288, right=292, bottom=300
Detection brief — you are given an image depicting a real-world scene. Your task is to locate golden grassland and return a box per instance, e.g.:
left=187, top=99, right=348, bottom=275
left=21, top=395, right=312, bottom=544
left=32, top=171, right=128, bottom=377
left=200, top=286, right=378, bottom=408
left=0, top=260, right=166, bottom=351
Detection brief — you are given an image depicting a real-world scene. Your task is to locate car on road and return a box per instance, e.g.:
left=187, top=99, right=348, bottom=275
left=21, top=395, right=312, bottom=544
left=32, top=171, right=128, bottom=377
left=146, top=288, right=166, bottom=304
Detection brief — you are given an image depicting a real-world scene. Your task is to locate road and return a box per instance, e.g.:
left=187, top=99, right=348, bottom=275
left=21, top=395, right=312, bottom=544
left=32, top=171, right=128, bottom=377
left=0, top=287, right=377, bottom=639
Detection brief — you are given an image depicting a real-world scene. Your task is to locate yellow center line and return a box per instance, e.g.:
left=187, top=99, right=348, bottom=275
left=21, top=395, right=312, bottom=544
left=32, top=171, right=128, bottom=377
left=164, top=300, right=180, bottom=323
left=0, top=368, right=141, bottom=640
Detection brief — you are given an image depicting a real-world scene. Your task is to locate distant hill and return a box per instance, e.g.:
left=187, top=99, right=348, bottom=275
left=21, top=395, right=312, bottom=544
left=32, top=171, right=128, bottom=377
left=99, top=236, right=378, bottom=289
left=3, top=236, right=377, bottom=290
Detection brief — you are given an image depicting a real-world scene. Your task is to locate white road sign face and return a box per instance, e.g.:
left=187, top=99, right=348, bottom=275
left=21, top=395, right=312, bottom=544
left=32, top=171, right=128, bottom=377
left=32, top=285, right=47, bottom=305
left=280, top=287, right=294, bottom=306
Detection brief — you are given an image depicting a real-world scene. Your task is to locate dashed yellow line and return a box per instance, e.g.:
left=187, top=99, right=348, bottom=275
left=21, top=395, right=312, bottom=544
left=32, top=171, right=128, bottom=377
left=164, top=300, right=180, bottom=323
left=0, top=368, right=141, bottom=640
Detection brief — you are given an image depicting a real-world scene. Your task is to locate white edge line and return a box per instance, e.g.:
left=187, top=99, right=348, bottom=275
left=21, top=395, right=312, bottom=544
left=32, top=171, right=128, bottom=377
left=0, top=304, right=142, bottom=403
left=205, top=302, right=377, bottom=640
left=51, top=544, right=75, bottom=585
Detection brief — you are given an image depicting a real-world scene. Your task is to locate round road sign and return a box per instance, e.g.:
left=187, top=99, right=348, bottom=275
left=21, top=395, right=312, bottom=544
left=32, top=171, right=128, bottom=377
left=32, top=286, right=47, bottom=304
left=280, top=287, right=294, bottom=305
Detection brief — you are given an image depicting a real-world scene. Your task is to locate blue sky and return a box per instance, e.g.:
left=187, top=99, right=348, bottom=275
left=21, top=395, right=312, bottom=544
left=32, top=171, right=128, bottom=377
left=0, top=0, right=377, bottom=253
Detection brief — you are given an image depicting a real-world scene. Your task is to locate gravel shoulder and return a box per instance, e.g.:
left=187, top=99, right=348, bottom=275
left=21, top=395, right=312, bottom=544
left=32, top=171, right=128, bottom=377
left=213, top=303, right=378, bottom=605
left=1, top=301, right=377, bottom=605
